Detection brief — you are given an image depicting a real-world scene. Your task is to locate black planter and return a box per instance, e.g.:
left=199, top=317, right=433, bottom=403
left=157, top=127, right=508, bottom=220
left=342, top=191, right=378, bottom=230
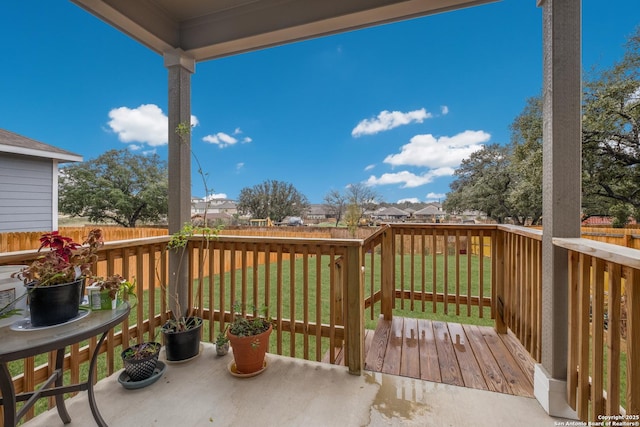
left=162, top=317, right=202, bottom=361
left=27, top=279, right=84, bottom=327
left=121, top=342, right=162, bottom=381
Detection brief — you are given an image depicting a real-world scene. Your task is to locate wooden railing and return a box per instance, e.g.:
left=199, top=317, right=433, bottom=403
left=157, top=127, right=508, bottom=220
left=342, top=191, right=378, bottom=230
left=362, top=224, right=497, bottom=324
left=0, top=234, right=365, bottom=423
left=554, top=237, right=640, bottom=421
left=4, top=224, right=636, bottom=424
left=495, top=225, right=543, bottom=362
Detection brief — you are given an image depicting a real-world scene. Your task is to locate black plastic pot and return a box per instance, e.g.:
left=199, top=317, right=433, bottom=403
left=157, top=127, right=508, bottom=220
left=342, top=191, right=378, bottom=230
left=27, top=279, right=84, bottom=327
left=121, top=342, right=161, bottom=381
left=162, top=317, right=202, bottom=361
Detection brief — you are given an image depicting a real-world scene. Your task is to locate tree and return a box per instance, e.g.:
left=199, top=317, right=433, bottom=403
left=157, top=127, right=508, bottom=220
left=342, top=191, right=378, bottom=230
left=237, top=180, right=309, bottom=222
left=444, top=144, right=519, bottom=224
left=59, top=149, right=168, bottom=227
left=582, top=26, right=640, bottom=221
left=323, top=189, right=346, bottom=227
left=345, top=183, right=379, bottom=223
left=507, top=96, right=543, bottom=225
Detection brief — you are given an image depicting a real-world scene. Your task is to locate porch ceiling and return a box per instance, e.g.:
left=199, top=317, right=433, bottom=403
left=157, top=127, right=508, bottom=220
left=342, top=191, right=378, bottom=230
left=70, top=0, right=498, bottom=62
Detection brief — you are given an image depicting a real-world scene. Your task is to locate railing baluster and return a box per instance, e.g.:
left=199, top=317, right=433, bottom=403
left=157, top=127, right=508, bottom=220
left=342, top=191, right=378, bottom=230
left=605, top=262, right=621, bottom=415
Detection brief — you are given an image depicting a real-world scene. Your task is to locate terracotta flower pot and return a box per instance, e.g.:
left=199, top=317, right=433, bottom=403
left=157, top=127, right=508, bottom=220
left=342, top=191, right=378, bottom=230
left=228, top=324, right=272, bottom=374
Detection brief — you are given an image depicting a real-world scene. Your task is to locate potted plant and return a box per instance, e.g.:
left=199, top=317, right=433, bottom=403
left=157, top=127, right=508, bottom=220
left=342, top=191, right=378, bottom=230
left=227, top=302, right=273, bottom=375
left=160, top=222, right=219, bottom=361
left=121, top=341, right=162, bottom=382
left=87, top=274, right=137, bottom=310
left=12, top=229, right=103, bottom=327
left=215, top=328, right=230, bottom=356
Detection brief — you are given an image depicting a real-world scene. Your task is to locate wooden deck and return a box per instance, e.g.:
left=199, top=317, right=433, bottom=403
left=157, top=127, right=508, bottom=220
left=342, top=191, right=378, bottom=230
left=325, top=317, right=535, bottom=398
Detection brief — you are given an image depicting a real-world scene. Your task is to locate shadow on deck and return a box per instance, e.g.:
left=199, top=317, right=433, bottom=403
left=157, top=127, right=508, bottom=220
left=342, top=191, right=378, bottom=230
left=325, top=316, right=535, bottom=398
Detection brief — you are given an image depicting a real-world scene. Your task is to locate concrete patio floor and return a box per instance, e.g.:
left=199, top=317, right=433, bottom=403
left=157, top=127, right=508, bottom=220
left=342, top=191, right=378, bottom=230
left=23, top=343, right=569, bottom=427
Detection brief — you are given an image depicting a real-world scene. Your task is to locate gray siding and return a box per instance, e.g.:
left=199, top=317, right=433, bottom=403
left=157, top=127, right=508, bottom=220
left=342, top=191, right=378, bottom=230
left=0, top=153, right=54, bottom=232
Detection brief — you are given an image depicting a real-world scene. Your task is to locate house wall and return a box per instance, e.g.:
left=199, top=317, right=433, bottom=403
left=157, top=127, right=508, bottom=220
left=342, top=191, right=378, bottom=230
left=0, top=153, right=54, bottom=232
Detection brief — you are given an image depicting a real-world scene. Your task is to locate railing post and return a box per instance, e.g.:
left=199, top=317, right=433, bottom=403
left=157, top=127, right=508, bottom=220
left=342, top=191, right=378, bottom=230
left=381, top=227, right=394, bottom=320
left=333, top=257, right=344, bottom=349
left=494, top=229, right=507, bottom=334
left=345, top=245, right=363, bottom=375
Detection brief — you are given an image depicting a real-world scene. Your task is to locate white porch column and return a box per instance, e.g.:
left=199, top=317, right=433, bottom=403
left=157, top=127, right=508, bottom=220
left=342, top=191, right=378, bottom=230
left=164, top=49, right=195, bottom=315
left=535, top=0, right=581, bottom=419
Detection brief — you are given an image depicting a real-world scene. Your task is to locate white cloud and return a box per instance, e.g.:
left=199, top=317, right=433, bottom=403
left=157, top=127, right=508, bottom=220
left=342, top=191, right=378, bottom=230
left=425, top=192, right=446, bottom=201
left=142, top=149, right=157, bottom=156
left=108, top=104, right=168, bottom=147
left=242, top=137, right=252, bottom=143
left=364, top=164, right=375, bottom=171
left=203, top=132, right=238, bottom=148
left=441, top=106, right=449, bottom=115
left=384, top=130, right=489, bottom=168
left=236, top=162, right=244, bottom=171
left=107, top=104, right=199, bottom=147
left=351, top=108, right=432, bottom=137
left=366, top=168, right=454, bottom=188
left=398, top=197, right=420, bottom=204
left=233, top=128, right=242, bottom=135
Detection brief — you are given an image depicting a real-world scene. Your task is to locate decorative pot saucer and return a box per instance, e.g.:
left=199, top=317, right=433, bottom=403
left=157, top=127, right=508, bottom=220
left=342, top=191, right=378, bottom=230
left=10, top=308, right=90, bottom=332
left=162, top=343, right=204, bottom=364
left=227, top=357, right=268, bottom=378
left=118, top=361, right=166, bottom=389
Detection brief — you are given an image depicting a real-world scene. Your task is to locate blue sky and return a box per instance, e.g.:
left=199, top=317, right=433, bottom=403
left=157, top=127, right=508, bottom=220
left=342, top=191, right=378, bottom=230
left=1, top=1, right=639, bottom=204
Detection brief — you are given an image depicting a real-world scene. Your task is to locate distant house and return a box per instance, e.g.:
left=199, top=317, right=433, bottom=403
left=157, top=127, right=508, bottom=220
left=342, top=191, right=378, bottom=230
left=0, top=129, right=82, bottom=232
left=305, top=204, right=332, bottom=223
left=413, top=203, right=445, bottom=221
left=372, top=207, right=409, bottom=222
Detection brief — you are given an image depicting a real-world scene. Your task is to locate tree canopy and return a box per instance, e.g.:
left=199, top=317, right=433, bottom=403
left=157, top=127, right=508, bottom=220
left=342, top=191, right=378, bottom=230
left=582, top=26, right=640, bottom=224
left=237, top=180, right=309, bottom=222
left=59, top=149, right=168, bottom=227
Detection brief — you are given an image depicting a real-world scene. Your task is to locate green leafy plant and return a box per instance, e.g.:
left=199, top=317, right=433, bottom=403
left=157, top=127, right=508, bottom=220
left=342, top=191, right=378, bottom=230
left=2, top=229, right=103, bottom=319
left=122, top=341, right=161, bottom=361
left=216, top=326, right=230, bottom=347
left=228, top=302, right=272, bottom=340
left=91, top=274, right=138, bottom=307
left=13, top=229, right=103, bottom=287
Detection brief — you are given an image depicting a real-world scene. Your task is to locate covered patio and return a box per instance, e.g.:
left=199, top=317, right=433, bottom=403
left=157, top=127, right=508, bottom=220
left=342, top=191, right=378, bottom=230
left=22, top=343, right=561, bottom=427
left=2, top=0, right=632, bottom=426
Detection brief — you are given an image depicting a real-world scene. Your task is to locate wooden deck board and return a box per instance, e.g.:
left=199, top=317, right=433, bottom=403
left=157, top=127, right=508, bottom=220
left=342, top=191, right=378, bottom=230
left=448, top=322, right=488, bottom=391
left=481, top=327, right=534, bottom=397
left=364, top=317, right=391, bottom=372
left=462, top=324, right=511, bottom=394
left=417, top=319, right=441, bottom=383
left=323, top=317, right=534, bottom=399
left=432, top=321, right=465, bottom=387
left=400, top=318, right=420, bottom=378
left=381, top=317, right=404, bottom=375
left=499, top=329, right=535, bottom=386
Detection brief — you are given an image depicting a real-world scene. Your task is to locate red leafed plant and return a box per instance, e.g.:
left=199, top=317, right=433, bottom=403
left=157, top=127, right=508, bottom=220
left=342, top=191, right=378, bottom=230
left=13, top=229, right=104, bottom=287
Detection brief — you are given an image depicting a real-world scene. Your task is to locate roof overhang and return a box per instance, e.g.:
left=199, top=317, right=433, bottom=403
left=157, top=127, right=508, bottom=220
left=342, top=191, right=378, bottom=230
left=0, top=144, right=83, bottom=163
left=71, top=0, right=499, bottom=62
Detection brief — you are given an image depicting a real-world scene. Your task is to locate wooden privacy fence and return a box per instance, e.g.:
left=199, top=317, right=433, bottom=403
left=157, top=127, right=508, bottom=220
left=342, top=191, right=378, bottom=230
left=0, top=227, right=168, bottom=252
left=554, top=237, right=640, bottom=421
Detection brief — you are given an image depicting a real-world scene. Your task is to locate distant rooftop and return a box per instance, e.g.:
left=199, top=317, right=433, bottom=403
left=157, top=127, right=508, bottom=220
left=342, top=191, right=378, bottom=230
left=0, top=129, right=82, bottom=162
